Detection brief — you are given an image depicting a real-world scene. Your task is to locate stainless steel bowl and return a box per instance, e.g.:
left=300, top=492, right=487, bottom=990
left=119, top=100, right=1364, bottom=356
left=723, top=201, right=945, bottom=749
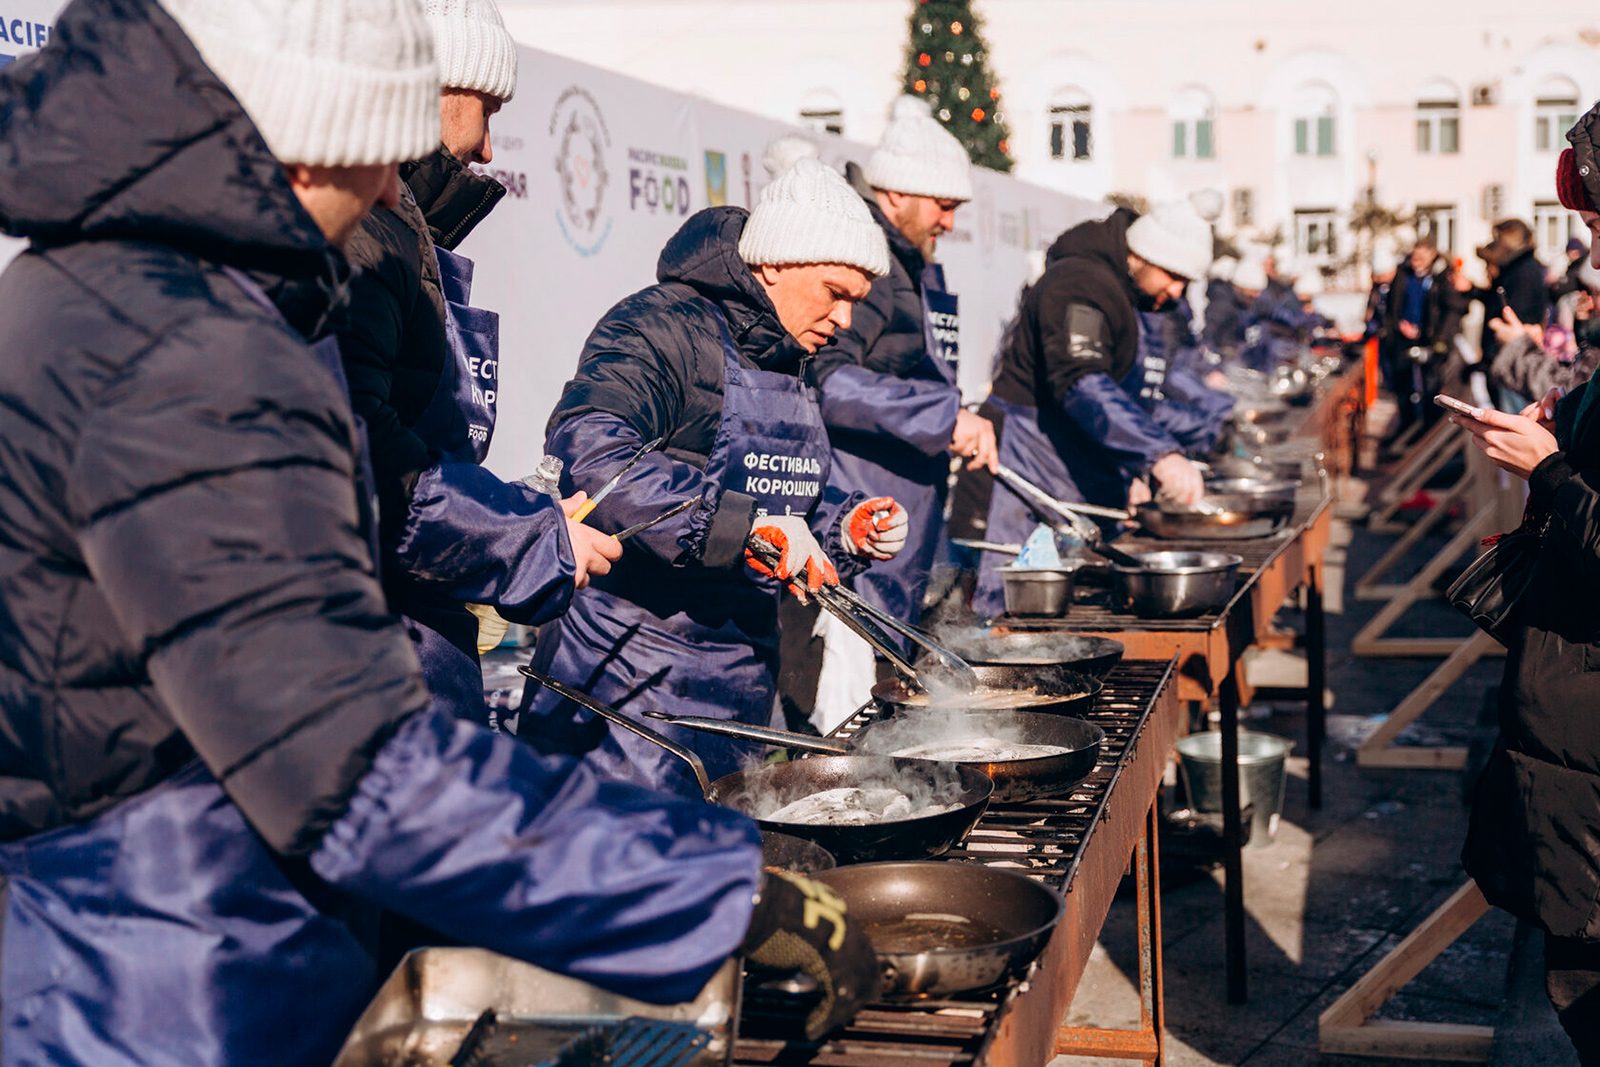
left=1001, top=566, right=1075, bottom=617
left=1111, top=551, right=1242, bottom=617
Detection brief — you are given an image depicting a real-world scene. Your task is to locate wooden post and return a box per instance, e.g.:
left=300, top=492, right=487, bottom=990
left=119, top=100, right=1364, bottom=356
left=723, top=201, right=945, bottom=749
left=1351, top=503, right=1499, bottom=658
left=1356, top=630, right=1501, bottom=769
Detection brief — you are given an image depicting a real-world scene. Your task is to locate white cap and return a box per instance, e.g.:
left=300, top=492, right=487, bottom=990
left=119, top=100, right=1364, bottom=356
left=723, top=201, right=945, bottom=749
left=1233, top=253, right=1269, bottom=292
left=762, top=133, right=821, bottom=178
left=1209, top=255, right=1238, bottom=282
left=1370, top=235, right=1400, bottom=275
left=160, top=0, right=438, bottom=167
left=423, top=0, right=518, bottom=102
left=863, top=96, right=973, bottom=202
left=1126, top=201, right=1212, bottom=283
left=1298, top=271, right=1324, bottom=296
left=739, top=157, right=890, bottom=278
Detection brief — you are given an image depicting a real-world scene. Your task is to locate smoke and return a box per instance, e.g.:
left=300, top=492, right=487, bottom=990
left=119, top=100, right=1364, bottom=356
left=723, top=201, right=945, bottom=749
left=722, top=756, right=972, bottom=825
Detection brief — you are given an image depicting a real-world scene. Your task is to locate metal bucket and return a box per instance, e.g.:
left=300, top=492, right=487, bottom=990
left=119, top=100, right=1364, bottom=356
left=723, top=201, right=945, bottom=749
left=1174, top=730, right=1293, bottom=847
left=1001, top=567, right=1074, bottom=617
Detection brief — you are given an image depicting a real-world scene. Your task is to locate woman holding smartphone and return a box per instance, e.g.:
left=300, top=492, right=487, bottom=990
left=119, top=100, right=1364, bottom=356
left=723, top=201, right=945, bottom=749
left=1451, top=106, right=1600, bottom=1065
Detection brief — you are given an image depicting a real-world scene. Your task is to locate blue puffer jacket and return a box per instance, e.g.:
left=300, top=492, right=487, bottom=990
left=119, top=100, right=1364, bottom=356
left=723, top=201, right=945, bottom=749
left=0, top=3, right=760, bottom=1062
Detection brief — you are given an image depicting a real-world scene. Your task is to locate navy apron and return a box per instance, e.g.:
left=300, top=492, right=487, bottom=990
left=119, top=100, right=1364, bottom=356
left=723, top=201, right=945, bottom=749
left=829, top=263, right=959, bottom=627
left=393, top=245, right=503, bottom=720
left=970, top=395, right=1126, bottom=620
left=522, top=302, right=832, bottom=798
left=0, top=270, right=383, bottom=1066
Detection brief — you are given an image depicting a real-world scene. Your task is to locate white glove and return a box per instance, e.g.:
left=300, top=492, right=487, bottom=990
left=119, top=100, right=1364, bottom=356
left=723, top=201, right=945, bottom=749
left=841, top=496, right=909, bottom=561
left=746, top=514, right=839, bottom=600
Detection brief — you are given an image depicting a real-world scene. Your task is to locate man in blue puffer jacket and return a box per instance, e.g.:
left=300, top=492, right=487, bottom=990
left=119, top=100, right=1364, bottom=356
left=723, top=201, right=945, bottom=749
left=0, top=2, right=875, bottom=1063
left=1127, top=297, right=1234, bottom=456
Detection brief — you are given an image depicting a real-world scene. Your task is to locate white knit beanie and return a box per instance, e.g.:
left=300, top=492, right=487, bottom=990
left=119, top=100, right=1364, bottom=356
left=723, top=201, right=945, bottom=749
left=1126, top=200, right=1213, bottom=283
left=159, top=0, right=438, bottom=167
left=423, top=0, right=518, bottom=102
left=864, top=96, right=973, bottom=202
left=762, top=133, right=821, bottom=178
left=739, top=157, right=890, bottom=278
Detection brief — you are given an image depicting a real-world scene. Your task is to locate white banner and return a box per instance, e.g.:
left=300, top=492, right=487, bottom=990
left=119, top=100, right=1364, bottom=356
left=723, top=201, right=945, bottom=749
left=1, top=23, right=1104, bottom=480
left=463, top=47, right=1104, bottom=480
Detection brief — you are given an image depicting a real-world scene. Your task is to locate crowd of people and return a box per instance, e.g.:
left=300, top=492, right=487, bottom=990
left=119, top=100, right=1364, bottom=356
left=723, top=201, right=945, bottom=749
left=0, top=0, right=1598, bottom=1062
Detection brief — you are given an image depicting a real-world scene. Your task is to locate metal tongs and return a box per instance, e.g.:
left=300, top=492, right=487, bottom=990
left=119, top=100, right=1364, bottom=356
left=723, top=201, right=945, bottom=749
left=747, top=538, right=979, bottom=692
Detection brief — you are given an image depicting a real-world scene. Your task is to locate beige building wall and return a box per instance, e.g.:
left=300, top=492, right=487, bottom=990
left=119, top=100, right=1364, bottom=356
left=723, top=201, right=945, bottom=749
left=502, top=0, right=1600, bottom=284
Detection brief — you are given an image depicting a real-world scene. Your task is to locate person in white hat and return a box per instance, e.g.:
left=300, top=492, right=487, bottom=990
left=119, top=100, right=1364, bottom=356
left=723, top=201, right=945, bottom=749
left=336, top=0, right=619, bottom=730
left=520, top=156, right=906, bottom=811
left=0, top=0, right=876, bottom=1061
left=968, top=200, right=1215, bottom=618
left=775, top=99, right=997, bottom=730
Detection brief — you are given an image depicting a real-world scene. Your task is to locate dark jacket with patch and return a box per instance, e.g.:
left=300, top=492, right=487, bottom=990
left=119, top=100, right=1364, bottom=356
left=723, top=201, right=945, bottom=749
left=0, top=0, right=425, bottom=850
left=1463, top=101, right=1600, bottom=940
left=989, top=208, right=1180, bottom=482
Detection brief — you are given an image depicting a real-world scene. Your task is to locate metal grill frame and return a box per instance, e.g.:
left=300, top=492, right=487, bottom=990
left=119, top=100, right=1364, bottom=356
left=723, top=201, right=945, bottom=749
left=734, top=660, right=1177, bottom=1066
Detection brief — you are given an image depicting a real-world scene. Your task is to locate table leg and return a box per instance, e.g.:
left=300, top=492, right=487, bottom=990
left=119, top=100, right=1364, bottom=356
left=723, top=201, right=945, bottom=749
left=1220, top=676, right=1247, bottom=1005
left=1306, top=563, right=1326, bottom=811
left=1136, top=802, right=1165, bottom=1064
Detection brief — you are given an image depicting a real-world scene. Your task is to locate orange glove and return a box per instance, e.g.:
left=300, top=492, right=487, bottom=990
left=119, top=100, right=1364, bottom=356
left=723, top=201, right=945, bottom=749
left=842, top=496, right=909, bottom=561
left=746, top=515, right=839, bottom=601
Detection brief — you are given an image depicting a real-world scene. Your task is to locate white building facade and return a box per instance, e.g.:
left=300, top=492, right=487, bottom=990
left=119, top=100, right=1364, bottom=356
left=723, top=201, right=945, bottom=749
left=502, top=0, right=1600, bottom=279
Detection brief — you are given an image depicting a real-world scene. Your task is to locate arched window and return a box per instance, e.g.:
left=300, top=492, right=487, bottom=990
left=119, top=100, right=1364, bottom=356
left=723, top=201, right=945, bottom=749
left=1291, top=82, right=1337, bottom=157
left=1535, top=75, right=1579, bottom=153
left=798, top=88, right=844, bottom=137
left=1170, top=87, right=1216, bottom=160
left=1049, top=87, right=1093, bottom=162
left=1416, top=79, right=1460, bottom=154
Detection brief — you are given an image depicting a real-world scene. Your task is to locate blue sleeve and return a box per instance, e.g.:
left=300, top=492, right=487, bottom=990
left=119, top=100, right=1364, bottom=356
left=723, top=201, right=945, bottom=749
left=1058, top=372, right=1182, bottom=480
left=812, top=482, right=869, bottom=581
left=1163, top=364, right=1233, bottom=444
left=548, top=412, right=756, bottom=571
left=310, top=706, right=763, bottom=1004
left=817, top=363, right=961, bottom=457
left=391, top=463, right=575, bottom=625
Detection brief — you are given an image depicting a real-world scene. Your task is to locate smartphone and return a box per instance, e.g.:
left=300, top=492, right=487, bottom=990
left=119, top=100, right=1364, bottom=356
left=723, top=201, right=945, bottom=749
left=1433, top=394, right=1483, bottom=419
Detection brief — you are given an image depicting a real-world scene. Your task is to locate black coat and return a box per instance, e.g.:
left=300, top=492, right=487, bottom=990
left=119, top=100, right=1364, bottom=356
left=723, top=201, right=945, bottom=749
left=1476, top=247, right=1553, bottom=364
left=1380, top=262, right=1465, bottom=355
left=0, top=0, right=426, bottom=851
left=1463, top=383, right=1600, bottom=938
left=339, top=147, right=506, bottom=530
left=1464, top=104, right=1600, bottom=938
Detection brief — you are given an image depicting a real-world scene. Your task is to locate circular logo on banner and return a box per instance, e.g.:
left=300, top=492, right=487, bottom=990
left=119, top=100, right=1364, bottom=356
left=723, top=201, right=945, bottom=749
left=549, top=85, right=612, bottom=256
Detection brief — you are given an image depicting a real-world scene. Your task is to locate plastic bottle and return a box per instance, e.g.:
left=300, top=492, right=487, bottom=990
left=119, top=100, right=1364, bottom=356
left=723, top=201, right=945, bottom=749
left=522, top=455, right=564, bottom=498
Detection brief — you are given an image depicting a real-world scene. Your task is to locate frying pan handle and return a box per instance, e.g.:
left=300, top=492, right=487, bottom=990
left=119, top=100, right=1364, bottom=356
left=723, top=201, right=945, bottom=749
left=638, top=711, right=852, bottom=756
left=517, top=667, right=713, bottom=797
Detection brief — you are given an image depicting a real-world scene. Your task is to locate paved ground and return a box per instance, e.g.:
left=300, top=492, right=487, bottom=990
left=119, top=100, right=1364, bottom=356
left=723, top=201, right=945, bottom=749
left=1053, top=446, right=1576, bottom=1066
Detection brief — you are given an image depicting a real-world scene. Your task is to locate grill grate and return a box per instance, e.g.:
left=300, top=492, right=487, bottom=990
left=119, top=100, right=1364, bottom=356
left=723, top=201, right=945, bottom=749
left=734, top=659, right=1176, bottom=1066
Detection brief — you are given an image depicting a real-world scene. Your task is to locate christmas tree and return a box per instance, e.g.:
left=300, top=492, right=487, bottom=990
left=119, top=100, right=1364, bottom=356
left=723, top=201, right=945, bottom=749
left=899, top=0, right=1013, bottom=172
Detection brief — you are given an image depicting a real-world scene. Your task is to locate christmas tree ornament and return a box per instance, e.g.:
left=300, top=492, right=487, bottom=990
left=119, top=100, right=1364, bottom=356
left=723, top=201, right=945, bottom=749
left=896, top=0, right=1012, bottom=171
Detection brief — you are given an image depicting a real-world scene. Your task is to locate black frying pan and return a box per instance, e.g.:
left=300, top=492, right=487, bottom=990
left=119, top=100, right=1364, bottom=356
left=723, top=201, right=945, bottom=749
left=521, top=669, right=993, bottom=865
left=815, top=862, right=1064, bottom=998
left=871, top=671, right=1100, bottom=718
left=645, top=709, right=1103, bottom=803
left=935, top=632, right=1126, bottom=685
left=708, top=757, right=992, bottom=867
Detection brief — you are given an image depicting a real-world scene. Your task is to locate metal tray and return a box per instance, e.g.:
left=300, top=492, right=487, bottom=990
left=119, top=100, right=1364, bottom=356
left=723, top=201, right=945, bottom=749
left=331, top=948, right=740, bottom=1067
